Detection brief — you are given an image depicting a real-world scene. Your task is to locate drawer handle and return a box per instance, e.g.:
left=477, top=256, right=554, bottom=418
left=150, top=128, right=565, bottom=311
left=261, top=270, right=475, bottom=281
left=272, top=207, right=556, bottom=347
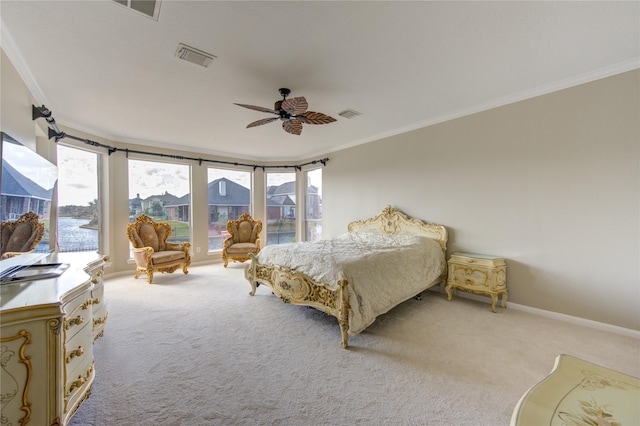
left=65, top=316, right=84, bottom=330
left=67, top=364, right=94, bottom=395
left=66, top=346, right=85, bottom=363
left=467, top=258, right=475, bottom=263
left=68, top=377, right=84, bottom=394
left=94, top=314, right=108, bottom=327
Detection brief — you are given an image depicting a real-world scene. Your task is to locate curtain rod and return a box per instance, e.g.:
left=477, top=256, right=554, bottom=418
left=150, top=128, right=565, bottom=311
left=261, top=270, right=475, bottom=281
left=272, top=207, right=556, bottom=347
left=32, top=105, right=328, bottom=171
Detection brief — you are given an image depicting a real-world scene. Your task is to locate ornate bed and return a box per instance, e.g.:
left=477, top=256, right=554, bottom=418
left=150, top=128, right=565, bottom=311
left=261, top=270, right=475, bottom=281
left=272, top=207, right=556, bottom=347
left=244, top=205, right=448, bottom=348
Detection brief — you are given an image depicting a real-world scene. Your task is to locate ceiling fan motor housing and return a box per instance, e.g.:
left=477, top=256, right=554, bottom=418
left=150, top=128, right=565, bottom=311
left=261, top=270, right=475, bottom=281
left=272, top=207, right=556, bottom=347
left=279, top=88, right=291, bottom=99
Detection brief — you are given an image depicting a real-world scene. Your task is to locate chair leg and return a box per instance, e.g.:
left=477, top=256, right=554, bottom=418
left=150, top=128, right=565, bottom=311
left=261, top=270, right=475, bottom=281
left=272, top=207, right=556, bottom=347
left=147, top=271, right=153, bottom=284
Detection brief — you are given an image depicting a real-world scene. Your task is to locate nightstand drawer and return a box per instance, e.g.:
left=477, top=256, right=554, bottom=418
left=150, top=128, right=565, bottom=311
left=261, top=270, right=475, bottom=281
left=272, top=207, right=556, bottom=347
left=450, top=265, right=490, bottom=288
left=449, top=252, right=506, bottom=268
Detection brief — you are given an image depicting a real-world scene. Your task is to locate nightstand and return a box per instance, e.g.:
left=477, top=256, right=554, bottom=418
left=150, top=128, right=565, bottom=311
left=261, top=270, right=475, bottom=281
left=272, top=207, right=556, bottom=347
left=445, top=252, right=508, bottom=313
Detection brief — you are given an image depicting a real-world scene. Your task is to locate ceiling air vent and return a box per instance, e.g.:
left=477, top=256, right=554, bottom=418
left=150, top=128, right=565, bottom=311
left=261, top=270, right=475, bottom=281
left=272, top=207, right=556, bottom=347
left=175, top=44, right=216, bottom=68
left=338, top=109, right=362, bottom=119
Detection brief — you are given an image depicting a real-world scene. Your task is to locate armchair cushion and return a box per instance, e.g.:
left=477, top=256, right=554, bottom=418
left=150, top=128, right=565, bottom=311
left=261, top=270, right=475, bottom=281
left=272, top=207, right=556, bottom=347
left=139, top=223, right=160, bottom=251
left=5, top=223, right=37, bottom=252
left=152, top=250, right=187, bottom=265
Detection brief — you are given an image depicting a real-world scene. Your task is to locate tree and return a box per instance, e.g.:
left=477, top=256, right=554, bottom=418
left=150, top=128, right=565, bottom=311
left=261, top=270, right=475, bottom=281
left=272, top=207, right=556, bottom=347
left=150, top=201, right=164, bottom=217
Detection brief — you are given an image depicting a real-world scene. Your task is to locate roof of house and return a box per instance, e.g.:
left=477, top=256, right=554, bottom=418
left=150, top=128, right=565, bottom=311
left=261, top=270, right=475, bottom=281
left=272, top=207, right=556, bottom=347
left=1, top=159, right=53, bottom=201
left=143, top=191, right=181, bottom=204
left=207, top=177, right=250, bottom=206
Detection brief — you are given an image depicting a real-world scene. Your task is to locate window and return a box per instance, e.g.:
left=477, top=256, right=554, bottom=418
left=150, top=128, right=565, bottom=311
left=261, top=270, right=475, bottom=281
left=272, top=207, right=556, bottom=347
left=57, top=145, right=101, bottom=253
left=128, top=159, right=191, bottom=248
left=266, top=172, right=296, bottom=245
left=305, top=168, right=322, bottom=241
left=207, top=168, right=251, bottom=251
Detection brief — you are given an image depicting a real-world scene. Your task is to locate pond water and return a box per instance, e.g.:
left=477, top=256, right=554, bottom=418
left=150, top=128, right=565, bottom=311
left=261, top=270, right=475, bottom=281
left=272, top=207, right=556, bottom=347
left=56, top=216, right=98, bottom=252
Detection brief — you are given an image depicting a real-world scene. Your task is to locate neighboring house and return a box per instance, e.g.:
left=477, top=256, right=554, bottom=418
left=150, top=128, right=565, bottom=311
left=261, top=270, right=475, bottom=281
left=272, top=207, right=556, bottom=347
left=306, top=185, right=321, bottom=219
left=155, top=178, right=252, bottom=224
left=207, top=177, right=250, bottom=222
left=265, top=181, right=321, bottom=222
left=0, top=159, right=53, bottom=221
left=128, top=193, right=143, bottom=217
left=140, top=191, right=181, bottom=218
left=267, top=181, right=296, bottom=222
left=164, top=193, right=190, bottom=222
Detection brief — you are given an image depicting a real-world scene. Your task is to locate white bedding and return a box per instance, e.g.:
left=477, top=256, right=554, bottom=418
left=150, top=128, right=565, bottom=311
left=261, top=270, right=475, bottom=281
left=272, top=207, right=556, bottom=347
left=256, top=232, right=446, bottom=335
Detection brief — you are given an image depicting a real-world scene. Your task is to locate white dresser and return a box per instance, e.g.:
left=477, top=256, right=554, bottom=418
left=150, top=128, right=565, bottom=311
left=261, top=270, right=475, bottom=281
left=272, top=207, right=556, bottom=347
left=0, top=253, right=107, bottom=426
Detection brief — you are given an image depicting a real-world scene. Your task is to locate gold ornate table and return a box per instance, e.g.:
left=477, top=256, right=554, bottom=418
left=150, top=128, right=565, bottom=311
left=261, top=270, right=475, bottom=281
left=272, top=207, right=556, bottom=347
left=511, top=354, right=640, bottom=425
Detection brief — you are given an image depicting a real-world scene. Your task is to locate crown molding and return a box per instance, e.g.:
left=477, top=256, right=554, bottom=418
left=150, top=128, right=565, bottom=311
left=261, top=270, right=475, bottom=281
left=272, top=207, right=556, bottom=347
left=1, top=21, right=49, bottom=106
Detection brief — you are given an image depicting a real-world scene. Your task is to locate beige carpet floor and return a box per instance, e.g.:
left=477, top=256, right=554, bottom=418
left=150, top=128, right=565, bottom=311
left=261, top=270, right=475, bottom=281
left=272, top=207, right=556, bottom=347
left=70, top=263, right=639, bottom=425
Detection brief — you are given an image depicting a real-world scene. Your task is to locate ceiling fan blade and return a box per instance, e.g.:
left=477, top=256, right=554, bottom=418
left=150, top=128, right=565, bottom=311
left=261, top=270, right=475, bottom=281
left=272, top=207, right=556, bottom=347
left=281, top=97, right=308, bottom=116
left=247, top=117, right=278, bottom=128
left=234, top=103, right=278, bottom=114
left=297, top=111, right=337, bottom=125
left=282, top=118, right=303, bottom=135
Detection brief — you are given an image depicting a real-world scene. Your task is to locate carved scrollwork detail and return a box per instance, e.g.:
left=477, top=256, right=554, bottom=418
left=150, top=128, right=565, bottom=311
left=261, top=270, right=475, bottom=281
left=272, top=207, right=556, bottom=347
left=0, top=330, right=32, bottom=426
left=66, top=363, right=94, bottom=397
left=49, top=318, right=62, bottom=335
left=65, top=346, right=85, bottom=364
left=93, top=313, right=108, bottom=327
left=64, top=316, right=84, bottom=330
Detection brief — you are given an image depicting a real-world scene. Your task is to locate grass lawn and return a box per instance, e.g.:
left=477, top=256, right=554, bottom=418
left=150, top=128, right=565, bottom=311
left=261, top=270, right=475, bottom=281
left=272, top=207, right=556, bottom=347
left=166, top=220, right=190, bottom=238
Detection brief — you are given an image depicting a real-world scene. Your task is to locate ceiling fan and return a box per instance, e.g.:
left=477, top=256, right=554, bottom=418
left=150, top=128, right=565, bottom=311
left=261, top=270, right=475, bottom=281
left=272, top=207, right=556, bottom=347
left=234, top=88, right=336, bottom=135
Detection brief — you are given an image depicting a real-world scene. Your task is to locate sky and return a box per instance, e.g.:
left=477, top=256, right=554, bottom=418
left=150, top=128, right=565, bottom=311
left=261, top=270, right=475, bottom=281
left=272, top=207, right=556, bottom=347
left=128, top=159, right=191, bottom=200
left=57, top=145, right=99, bottom=206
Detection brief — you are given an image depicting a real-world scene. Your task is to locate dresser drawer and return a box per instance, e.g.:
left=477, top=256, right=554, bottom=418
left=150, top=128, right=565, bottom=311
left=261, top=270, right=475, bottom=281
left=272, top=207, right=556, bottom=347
left=63, top=293, right=94, bottom=341
left=93, top=303, right=108, bottom=340
left=64, top=360, right=94, bottom=416
left=65, top=325, right=93, bottom=383
left=90, top=281, right=106, bottom=313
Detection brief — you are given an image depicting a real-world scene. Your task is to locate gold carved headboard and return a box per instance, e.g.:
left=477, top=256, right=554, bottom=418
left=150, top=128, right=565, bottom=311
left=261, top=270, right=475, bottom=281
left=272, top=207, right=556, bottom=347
left=347, top=205, right=448, bottom=253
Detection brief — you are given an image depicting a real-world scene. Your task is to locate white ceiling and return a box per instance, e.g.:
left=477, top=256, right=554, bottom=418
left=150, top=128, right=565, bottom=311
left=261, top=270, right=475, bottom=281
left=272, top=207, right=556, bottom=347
left=1, top=1, right=638, bottom=162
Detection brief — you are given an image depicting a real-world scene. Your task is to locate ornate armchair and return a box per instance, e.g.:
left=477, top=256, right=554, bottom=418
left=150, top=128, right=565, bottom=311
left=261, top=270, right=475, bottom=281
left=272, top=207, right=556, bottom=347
left=1, top=211, right=45, bottom=259
left=126, top=214, right=191, bottom=283
left=222, top=213, right=262, bottom=267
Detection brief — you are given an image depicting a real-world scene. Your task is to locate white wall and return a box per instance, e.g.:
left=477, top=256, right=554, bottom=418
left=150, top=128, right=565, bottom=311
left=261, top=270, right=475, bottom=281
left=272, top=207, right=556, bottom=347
left=1, top=49, right=37, bottom=150
left=323, top=70, right=639, bottom=331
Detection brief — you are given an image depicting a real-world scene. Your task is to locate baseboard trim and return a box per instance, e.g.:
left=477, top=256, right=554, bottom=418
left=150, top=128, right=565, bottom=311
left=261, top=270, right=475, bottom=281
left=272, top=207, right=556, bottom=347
left=507, top=302, right=640, bottom=339
left=435, top=288, right=640, bottom=339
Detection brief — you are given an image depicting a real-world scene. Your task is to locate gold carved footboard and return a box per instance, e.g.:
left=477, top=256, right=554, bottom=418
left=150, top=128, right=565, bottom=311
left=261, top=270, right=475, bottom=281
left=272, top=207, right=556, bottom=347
left=245, top=254, right=351, bottom=348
